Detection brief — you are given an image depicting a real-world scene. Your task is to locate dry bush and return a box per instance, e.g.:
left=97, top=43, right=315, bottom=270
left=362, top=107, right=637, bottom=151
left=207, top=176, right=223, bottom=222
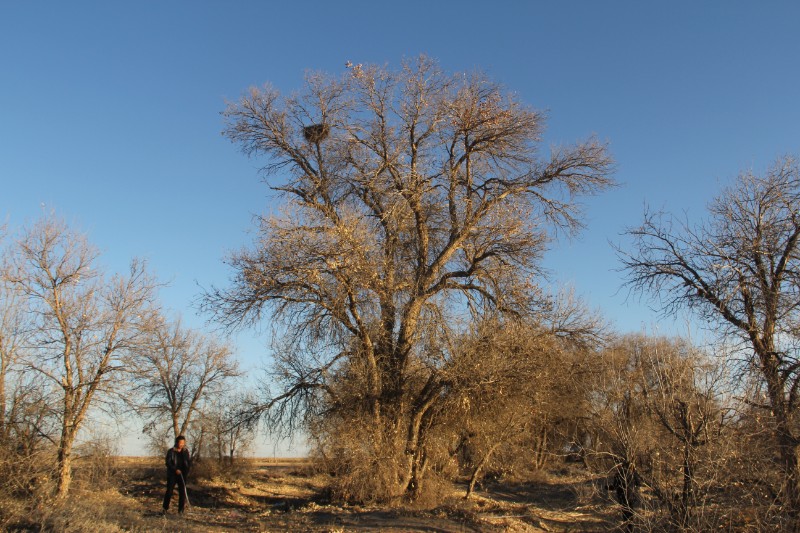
left=11, top=489, right=141, bottom=533
left=577, top=334, right=748, bottom=531
left=0, top=430, right=134, bottom=531
left=189, top=456, right=251, bottom=486
left=0, top=429, right=58, bottom=527
left=0, top=445, right=57, bottom=529
left=189, top=456, right=219, bottom=481
left=315, top=416, right=409, bottom=504
left=0, top=451, right=56, bottom=530
left=72, top=435, right=120, bottom=490
left=436, top=317, right=597, bottom=499
left=0, top=442, right=54, bottom=496
left=708, top=407, right=797, bottom=531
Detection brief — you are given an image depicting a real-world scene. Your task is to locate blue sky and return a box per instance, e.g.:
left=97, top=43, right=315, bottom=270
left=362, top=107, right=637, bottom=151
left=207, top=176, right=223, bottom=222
left=2, top=2, right=800, bottom=452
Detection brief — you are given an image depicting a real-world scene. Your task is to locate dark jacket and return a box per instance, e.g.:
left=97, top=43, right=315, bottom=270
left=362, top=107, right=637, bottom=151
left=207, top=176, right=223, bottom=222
left=165, top=447, right=191, bottom=478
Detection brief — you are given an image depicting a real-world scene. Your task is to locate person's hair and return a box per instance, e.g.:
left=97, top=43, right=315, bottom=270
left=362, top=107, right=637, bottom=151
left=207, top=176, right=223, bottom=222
left=175, top=435, right=186, bottom=445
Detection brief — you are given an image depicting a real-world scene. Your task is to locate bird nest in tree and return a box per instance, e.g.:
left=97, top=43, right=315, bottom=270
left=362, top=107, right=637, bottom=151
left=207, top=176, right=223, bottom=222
left=303, top=123, right=329, bottom=143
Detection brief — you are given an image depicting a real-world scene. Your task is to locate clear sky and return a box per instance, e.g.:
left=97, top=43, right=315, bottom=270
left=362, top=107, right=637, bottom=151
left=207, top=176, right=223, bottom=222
left=2, top=1, right=799, bottom=453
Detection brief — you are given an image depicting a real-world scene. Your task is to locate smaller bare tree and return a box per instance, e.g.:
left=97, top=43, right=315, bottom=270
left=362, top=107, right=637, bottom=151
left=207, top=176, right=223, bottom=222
left=4, top=215, right=159, bottom=497
left=200, top=391, right=257, bottom=465
left=131, top=315, right=240, bottom=455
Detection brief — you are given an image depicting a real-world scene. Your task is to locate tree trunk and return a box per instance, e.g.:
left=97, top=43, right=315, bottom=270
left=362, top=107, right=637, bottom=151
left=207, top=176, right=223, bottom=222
left=764, top=354, right=800, bottom=514
left=192, top=423, right=206, bottom=462
left=400, top=409, right=423, bottom=499
left=680, top=442, right=693, bottom=525
left=611, top=459, right=641, bottom=527
left=406, top=447, right=424, bottom=499
left=777, top=424, right=800, bottom=514
left=399, top=381, right=441, bottom=500
left=56, top=426, right=75, bottom=498
left=465, top=441, right=502, bottom=499
left=0, top=372, right=6, bottom=442
left=532, top=424, right=548, bottom=470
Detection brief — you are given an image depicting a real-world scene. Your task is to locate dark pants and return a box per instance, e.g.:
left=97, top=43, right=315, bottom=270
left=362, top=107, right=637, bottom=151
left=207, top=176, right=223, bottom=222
left=163, top=471, right=187, bottom=512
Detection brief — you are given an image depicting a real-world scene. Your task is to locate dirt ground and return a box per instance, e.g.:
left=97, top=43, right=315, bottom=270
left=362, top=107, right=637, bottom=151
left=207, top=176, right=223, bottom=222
left=81, top=457, right=617, bottom=532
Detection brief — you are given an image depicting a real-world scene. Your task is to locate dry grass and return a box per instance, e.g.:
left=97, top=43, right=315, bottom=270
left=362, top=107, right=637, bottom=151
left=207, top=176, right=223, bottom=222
left=1, top=458, right=619, bottom=532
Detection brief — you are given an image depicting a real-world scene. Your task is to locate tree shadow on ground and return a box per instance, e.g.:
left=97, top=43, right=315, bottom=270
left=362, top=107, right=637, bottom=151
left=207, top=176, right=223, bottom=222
left=483, top=477, right=583, bottom=509
left=306, top=509, right=484, bottom=532
left=473, top=476, right=615, bottom=532
left=114, top=460, right=615, bottom=532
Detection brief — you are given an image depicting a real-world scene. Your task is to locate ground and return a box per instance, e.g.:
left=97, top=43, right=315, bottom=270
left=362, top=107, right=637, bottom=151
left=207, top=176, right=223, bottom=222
left=7, top=458, right=618, bottom=532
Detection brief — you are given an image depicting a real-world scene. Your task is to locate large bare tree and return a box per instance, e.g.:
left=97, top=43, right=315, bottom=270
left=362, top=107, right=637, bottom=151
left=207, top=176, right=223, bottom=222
left=206, top=56, right=613, bottom=499
left=619, top=156, right=800, bottom=514
left=5, top=215, right=158, bottom=497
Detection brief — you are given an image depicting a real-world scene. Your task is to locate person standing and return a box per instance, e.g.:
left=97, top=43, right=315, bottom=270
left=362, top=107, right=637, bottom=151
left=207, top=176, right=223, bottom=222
left=162, top=435, right=191, bottom=514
